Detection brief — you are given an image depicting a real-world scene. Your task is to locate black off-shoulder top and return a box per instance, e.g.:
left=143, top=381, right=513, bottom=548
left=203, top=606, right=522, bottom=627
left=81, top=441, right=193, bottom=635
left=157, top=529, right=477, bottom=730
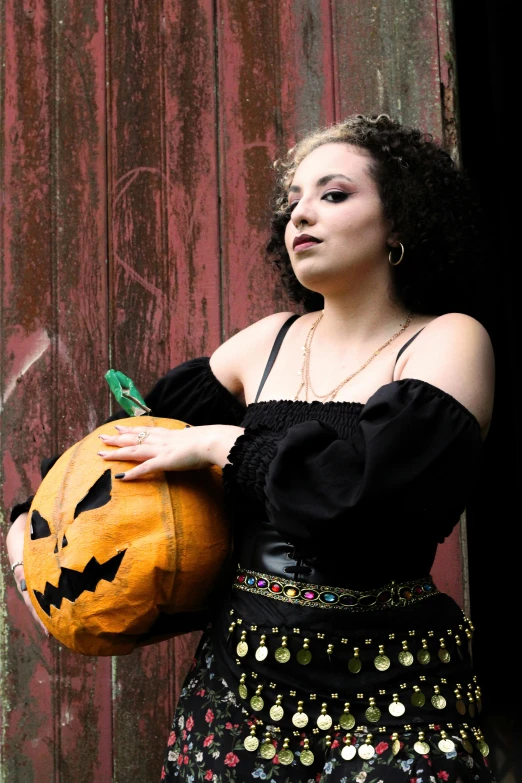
left=10, top=356, right=482, bottom=585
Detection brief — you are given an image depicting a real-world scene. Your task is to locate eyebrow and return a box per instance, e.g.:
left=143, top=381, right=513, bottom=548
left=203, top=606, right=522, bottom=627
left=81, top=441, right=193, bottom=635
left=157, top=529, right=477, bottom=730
left=288, top=173, right=354, bottom=194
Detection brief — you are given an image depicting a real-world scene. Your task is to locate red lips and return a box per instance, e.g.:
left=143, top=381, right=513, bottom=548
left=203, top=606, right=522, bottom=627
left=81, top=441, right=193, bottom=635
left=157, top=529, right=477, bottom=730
left=293, top=234, right=322, bottom=250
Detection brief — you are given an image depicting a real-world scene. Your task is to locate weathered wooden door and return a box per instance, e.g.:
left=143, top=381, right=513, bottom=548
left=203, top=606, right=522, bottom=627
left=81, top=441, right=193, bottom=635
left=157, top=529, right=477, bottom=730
left=1, top=2, right=460, bottom=780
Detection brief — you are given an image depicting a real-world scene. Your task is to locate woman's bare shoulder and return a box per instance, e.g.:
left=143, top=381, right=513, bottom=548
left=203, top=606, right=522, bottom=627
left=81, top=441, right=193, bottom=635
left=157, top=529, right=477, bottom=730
left=397, top=312, right=495, bottom=436
left=209, top=311, right=297, bottom=403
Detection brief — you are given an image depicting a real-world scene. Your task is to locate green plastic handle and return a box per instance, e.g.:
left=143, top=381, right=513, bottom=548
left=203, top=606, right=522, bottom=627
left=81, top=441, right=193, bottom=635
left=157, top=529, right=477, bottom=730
left=104, top=369, right=151, bottom=417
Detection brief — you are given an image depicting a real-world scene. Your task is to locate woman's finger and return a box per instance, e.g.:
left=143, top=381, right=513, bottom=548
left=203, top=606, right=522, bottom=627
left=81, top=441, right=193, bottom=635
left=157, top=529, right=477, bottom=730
left=114, top=457, right=165, bottom=481
left=97, top=445, right=157, bottom=462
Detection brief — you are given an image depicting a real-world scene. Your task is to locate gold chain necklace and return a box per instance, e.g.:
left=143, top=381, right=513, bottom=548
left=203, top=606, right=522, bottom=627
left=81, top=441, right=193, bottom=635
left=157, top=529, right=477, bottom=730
left=294, top=311, right=414, bottom=402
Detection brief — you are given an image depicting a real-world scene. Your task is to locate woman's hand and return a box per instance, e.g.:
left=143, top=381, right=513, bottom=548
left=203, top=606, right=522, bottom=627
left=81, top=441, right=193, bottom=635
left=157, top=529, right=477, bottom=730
left=6, top=513, right=49, bottom=635
left=97, top=423, right=244, bottom=480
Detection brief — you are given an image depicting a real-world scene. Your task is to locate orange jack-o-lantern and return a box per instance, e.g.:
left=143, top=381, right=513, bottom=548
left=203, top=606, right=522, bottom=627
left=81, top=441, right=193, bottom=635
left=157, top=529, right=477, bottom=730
left=23, top=417, right=232, bottom=656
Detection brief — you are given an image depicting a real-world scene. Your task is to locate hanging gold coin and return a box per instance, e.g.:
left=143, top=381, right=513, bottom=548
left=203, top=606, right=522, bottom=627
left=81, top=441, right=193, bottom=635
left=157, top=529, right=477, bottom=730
left=388, top=700, right=405, bottom=717
left=374, top=654, right=391, bottom=671
left=237, top=640, right=248, bottom=657
left=341, top=744, right=356, bottom=760
left=296, top=648, right=312, bottom=665
left=275, top=646, right=291, bottom=663
left=468, top=701, right=476, bottom=719
left=398, top=650, right=414, bottom=666
left=431, top=693, right=446, bottom=710
left=340, top=713, right=355, bottom=730
left=278, top=747, right=294, bottom=765
left=358, top=744, right=375, bottom=760
left=260, top=741, right=276, bottom=759
left=300, top=748, right=314, bottom=766
left=365, top=705, right=381, bottom=723
left=439, top=738, right=456, bottom=753
left=238, top=683, right=248, bottom=700
left=456, top=698, right=466, bottom=715
left=348, top=656, right=362, bottom=674
left=414, top=740, right=430, bottom=754
left=250, top=694, right=264, bottom=711
left=477, top=740, right=490, bottom=757
left=411, top=689, right=426, bottom=708
left=255, top=647, right=268, bottom=662
left=417, top=649, right=430, bottom=665
left=270, top=704, right=284, bottom=721
left=317, top=713, right=333, bottom=731
left=292, top=711, right=309, bottom=728
left=462, top=738, right=474, bottom=754
left=438, top=649, right=451, bottom=664
left=244, top=735, right=259, bottom=752
left=392, top=739, right=401, bottom=756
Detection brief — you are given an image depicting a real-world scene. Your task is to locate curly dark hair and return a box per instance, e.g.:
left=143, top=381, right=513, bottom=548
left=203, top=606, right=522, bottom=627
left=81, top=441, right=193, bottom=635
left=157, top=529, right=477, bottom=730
left=266, top=114, right=483, bottom=315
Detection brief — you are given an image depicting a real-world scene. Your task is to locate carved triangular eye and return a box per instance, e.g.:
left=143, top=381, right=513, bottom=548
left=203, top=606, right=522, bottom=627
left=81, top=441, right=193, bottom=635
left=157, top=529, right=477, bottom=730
left=30, top=510, right=51, bottom=540
left=62, top=535, right=68, bottom=548
left=74, top=469, right=112, bottom=519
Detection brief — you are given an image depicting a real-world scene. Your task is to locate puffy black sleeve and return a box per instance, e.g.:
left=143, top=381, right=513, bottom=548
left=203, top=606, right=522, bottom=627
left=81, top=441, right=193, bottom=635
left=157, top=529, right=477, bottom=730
left=9, top=357, right=245, bottom=523
left=223, top=379, right=483, bottom=549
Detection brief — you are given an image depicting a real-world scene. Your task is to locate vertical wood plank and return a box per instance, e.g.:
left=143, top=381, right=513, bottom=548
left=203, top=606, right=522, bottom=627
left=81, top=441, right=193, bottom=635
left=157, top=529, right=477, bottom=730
left=107, top=1, right=221, bottom=778
left=333, top=0, right=444, bottom=135
left=0, top=2, right=58, bottom=780
left=218, top=0, right=336, bottom=339
left=52, top=2, right=112, bottom=780
left=107, top=4, right=171, bottom=777
left=217, top=0, right=288, bottom=338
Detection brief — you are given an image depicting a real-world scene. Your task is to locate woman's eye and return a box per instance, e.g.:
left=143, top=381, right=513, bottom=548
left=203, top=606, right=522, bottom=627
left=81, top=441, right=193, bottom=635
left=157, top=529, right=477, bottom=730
left=323, top=190, right=348, bottom=203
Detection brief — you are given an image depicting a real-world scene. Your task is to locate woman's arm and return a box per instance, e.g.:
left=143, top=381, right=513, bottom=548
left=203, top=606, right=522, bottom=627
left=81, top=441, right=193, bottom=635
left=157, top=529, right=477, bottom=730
left=394, top=312, right=495, bottom=438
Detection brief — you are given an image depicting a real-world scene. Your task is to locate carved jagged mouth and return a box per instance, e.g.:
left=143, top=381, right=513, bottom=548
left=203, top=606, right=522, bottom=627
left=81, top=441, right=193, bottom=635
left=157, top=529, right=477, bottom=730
left=33, top=550, right=126, bottom=616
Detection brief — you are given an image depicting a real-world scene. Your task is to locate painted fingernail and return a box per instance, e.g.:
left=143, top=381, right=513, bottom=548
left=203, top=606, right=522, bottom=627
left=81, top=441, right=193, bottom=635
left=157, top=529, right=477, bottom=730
left=185, top=424, right=191, bottom=429
left=20, top=579, right=27, bottom=592
left=115, top=473, right=125, bottom=479
left=98, top=434, right=108, bottom=440
left=97, top=451, right=106, bottom=456
left=115, top=425, right=123, bottom=430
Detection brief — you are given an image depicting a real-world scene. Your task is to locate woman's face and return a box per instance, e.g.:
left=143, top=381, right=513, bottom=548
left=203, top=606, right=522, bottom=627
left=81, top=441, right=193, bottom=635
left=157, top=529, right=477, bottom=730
left=284, top=142, right=392, bottom=296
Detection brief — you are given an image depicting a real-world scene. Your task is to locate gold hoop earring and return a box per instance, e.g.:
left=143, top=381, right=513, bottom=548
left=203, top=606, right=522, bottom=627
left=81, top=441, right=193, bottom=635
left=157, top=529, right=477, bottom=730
left=388, top=242, right=405, bottom=266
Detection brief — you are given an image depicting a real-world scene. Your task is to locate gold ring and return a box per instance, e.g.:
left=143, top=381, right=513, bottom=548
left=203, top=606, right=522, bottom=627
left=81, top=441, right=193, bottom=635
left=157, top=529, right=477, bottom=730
left=136, top=431, right=149, bottom=445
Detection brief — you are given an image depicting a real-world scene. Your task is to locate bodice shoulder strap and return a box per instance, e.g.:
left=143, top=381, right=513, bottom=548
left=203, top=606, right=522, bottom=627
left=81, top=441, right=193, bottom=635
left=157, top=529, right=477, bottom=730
left=254, top=314, right=299, bottom=403
left=394, top=328, right=425, bottom=366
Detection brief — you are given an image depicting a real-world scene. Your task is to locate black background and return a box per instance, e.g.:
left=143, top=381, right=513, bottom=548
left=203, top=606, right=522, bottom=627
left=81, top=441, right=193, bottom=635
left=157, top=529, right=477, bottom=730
left=454, top=0, right=520, bottom=777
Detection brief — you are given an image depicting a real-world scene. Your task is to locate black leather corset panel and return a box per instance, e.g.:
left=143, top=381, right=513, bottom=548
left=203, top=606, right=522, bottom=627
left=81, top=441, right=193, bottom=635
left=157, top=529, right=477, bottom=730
left=234, top=517, right=439, bottom=591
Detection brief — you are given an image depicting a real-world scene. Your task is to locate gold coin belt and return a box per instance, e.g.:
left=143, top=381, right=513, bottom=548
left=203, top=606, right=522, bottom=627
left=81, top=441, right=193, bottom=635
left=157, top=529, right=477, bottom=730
left=234, top=567, right=440, bottom=611
left=227, top=611, right=492, bottom=765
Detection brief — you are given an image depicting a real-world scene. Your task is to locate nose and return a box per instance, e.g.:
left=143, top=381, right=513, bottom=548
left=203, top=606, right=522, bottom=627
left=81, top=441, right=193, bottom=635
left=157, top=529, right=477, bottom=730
left=290, top=197, right=316, bottom=230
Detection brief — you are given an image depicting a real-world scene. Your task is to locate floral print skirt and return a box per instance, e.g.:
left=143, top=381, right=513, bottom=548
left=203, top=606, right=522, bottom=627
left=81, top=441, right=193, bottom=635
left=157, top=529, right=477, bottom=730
left=161, top=634, right=496, bottom=783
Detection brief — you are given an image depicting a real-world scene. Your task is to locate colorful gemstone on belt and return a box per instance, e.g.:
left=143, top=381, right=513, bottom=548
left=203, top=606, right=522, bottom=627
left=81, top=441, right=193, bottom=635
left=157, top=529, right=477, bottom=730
left=257, top=578, right=268, bottom=588
left=378, top=590, right=392, bottom=603
left=284, top=586, right=299, bottom=597
left=340, top=594, right=357, bottom=606
left=270, top=582, right=282, bottom=593
left=237, top=574, right=246, bottom=583
left=413, top=584, right=423, bottom=595
left=320, top=592, right=338, bottom=604
left=302, top=590, right=317, bottom=601
left=246, top=576, right=256, bottom=586
left=423, top=582, right=432, bottom=592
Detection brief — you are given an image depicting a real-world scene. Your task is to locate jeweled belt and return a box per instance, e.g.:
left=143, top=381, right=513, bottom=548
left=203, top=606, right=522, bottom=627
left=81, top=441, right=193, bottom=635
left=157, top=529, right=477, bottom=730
left=234, top=566, right=440, bottom=610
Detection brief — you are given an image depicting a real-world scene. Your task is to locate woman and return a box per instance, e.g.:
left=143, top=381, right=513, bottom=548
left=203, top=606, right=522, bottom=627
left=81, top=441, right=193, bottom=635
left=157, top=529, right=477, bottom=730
left=7, top=115, right=496, bottom=781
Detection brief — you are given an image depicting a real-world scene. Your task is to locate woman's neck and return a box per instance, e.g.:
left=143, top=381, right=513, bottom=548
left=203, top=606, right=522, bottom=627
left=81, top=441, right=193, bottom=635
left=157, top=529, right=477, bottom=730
left=319, top=287, right=411, bottom=349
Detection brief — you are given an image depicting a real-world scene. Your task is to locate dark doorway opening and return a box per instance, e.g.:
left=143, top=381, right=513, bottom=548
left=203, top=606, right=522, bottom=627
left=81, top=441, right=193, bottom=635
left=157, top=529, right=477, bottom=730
left=454, top=0, right=520, bottom=779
